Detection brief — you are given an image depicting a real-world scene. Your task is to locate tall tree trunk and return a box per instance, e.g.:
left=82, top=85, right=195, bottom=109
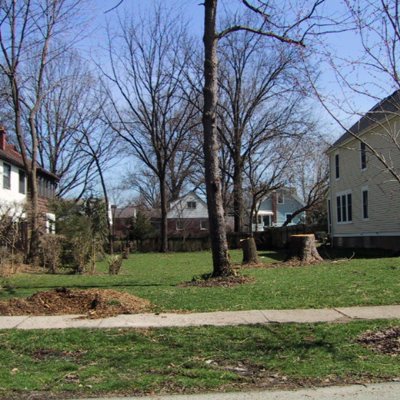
left=233, top=160, right=244, bottom=233
left=159, top=175, right=168, bottom=253
left=203, top=0, right=233, bottom=277
left=26, top=169, right=40, bottom=263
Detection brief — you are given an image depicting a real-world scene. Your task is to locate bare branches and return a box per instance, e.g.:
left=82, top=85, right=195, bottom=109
left=218, top=25, right=305, bottom=46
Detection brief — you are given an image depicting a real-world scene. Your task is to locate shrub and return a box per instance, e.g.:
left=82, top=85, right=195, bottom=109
left=108, top=254, right=123, bottom=275
left=39, top=234, right=65, bottom=273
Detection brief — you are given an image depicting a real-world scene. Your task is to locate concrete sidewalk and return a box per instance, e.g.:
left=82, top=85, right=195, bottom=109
left=1, top=304, right=399, bottom=330
left=74, top=382, right=400, bottom=400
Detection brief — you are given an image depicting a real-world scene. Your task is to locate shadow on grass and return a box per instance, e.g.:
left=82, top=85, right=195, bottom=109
left=258, top=250, right=287, bottom=262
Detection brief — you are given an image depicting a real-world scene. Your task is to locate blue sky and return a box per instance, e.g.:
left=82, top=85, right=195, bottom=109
left=71, top=0, right=397, bottom=202
left=84, top=0, right=390, bottom=140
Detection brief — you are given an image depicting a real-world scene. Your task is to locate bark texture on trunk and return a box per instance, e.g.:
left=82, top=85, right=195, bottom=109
left=160, top=176, right=168, bottom=253
left=203, top=0, right=232, bottom=277
left=233, top=161, right=244, bottom=233
left=241, top=237, right=259, bottom=265
left=287, top=234, right=323, bottom=263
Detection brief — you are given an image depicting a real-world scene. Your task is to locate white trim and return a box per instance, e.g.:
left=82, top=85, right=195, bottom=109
left=361, top=186, right=369, bottom=220
left=200, top=220, right=207, bottom=230
left=257, top=210, right=274, bottom=216
left=335, top=190, right=353, bottom=224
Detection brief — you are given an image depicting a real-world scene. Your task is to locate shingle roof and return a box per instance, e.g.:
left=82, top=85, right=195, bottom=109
left=0, top=143, right=59, bottom=181
left=328, top=89, right=400, bottom=151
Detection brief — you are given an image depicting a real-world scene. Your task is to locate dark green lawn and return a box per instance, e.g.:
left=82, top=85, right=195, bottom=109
left=1, top=250, right=400, bottom=312
left=0, top=320, right=399, bottom=399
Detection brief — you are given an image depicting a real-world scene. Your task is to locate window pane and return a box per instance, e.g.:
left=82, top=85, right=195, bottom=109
left=361, top=142, right=367, bottom=169
left=342, top=194, right=347, bottom=221
left=336, top=196, right=341, bottom=222
left=3, top=163, right=11, bottom=189
left=347, top=193, right=352, bottom=221
left=363, top=190, right=368, bottom=219
left=19, top=170, right=25, bottom=194
left=335, top=154, right=340, bottom=178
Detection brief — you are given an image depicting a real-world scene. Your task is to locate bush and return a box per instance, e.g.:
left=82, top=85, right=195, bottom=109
left=107, top=254, right=123, bottom=275
left=39, top=234, right=65, bottom=274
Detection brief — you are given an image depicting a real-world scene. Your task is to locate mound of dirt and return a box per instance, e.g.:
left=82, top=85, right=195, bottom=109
left=180, top=275, right=254, bottom=288
left=0, top=287, right=152, bottom=318
left=357, top=326, right=400, bottom=356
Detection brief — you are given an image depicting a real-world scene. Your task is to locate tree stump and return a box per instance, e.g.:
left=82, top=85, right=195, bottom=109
left=287, top=234, right=323, bottom=263
left=241, top=237, right=260, bottom=265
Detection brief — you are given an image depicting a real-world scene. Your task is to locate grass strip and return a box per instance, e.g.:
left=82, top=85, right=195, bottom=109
left=0, top=320, right=399, bottom=398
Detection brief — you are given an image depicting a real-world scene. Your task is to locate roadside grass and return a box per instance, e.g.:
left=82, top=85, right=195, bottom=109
left=0, top=320, right=399, bottom=398
left=1, top=249, right=400, bottom=312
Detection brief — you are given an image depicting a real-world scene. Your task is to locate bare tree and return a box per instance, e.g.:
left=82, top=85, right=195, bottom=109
left=102, top=8, right=199, bottom=252
left=34, top=52, right=101, bottom=199
left=217, top=22, right=312, bottom=233
left=202, top=0, right=328, bottom=276
left=282, top=136, right=329, bottom=226
left=0, top=0, right=87, bottom=261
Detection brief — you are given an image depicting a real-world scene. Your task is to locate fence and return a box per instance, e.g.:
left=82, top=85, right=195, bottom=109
left=129, top=224, right=327, bottom=253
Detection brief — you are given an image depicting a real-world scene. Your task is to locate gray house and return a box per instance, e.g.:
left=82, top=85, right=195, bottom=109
left=252, top=188, right=305, bottom=231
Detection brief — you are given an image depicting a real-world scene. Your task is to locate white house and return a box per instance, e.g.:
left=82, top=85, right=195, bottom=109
left=327, top=90, right=400, bottom=251
left=0, top=127, right=58, bottom=234
left=167, top=192, right=210, bottom=234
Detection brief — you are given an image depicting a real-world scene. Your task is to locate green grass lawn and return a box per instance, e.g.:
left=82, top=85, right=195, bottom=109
left=1, top=249, right=400, bottom=312
left=0, top=320, right=399, bottom=398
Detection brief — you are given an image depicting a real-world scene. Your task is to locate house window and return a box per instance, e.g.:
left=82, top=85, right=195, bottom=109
left=46, top=214, right=56, bottom=234
left=200, top=220, right=208, bottom=230
left=263, top=215, right=271, bottom=227
left=19, top=170, right=26, bottom=194
left=187, top=201, right=196, bottom=209
left=336, top=192, right=352, bottom=223
left=176, top=220, right=183, bottom=231
left=277, top=191, right=284, bottom=204
left=252, top=215, right=262, bottom=225
left=285, top=213, right=292, bottom=223
left=360, top=142, right=367, bottom=170
left=335, top=154, right=340, bottom=179
left=362, top=189, right=369, bottom=219
left=3, top=163, right=11, bottom=189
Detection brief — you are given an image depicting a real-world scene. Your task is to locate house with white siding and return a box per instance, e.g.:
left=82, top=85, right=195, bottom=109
left=327, top=90, right=400, bottom=251
left=0, top=127, right=58, bottom=234
left=167, top=191, right=234, bottom=235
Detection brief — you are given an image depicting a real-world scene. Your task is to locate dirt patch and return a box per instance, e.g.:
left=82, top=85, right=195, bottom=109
left=0, top=287, right=152, bottom=318
left=179, top=275, right=255, bottom=288
left=357, top=326, right=400, bottom=356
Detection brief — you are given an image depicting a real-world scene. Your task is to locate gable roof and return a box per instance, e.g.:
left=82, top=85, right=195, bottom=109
left=328, top=89, right=400, bottom=152
left=170, top=191, right=207, bottom=209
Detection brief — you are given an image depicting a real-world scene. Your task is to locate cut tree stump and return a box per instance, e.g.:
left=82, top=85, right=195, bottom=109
left=241, top=237, right=260, bottom=265
left=287, top=234, right=323, bottom=264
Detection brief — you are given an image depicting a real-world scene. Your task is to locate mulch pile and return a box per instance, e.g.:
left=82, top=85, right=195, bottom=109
left=0, top=287, right=152, bottom=318
left=357, top=326, right=400, bottom=356
left=180, top=275, right=254, bottom=288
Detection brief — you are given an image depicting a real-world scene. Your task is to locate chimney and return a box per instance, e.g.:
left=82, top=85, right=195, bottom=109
left=0, top=126, right=6, bottom=151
